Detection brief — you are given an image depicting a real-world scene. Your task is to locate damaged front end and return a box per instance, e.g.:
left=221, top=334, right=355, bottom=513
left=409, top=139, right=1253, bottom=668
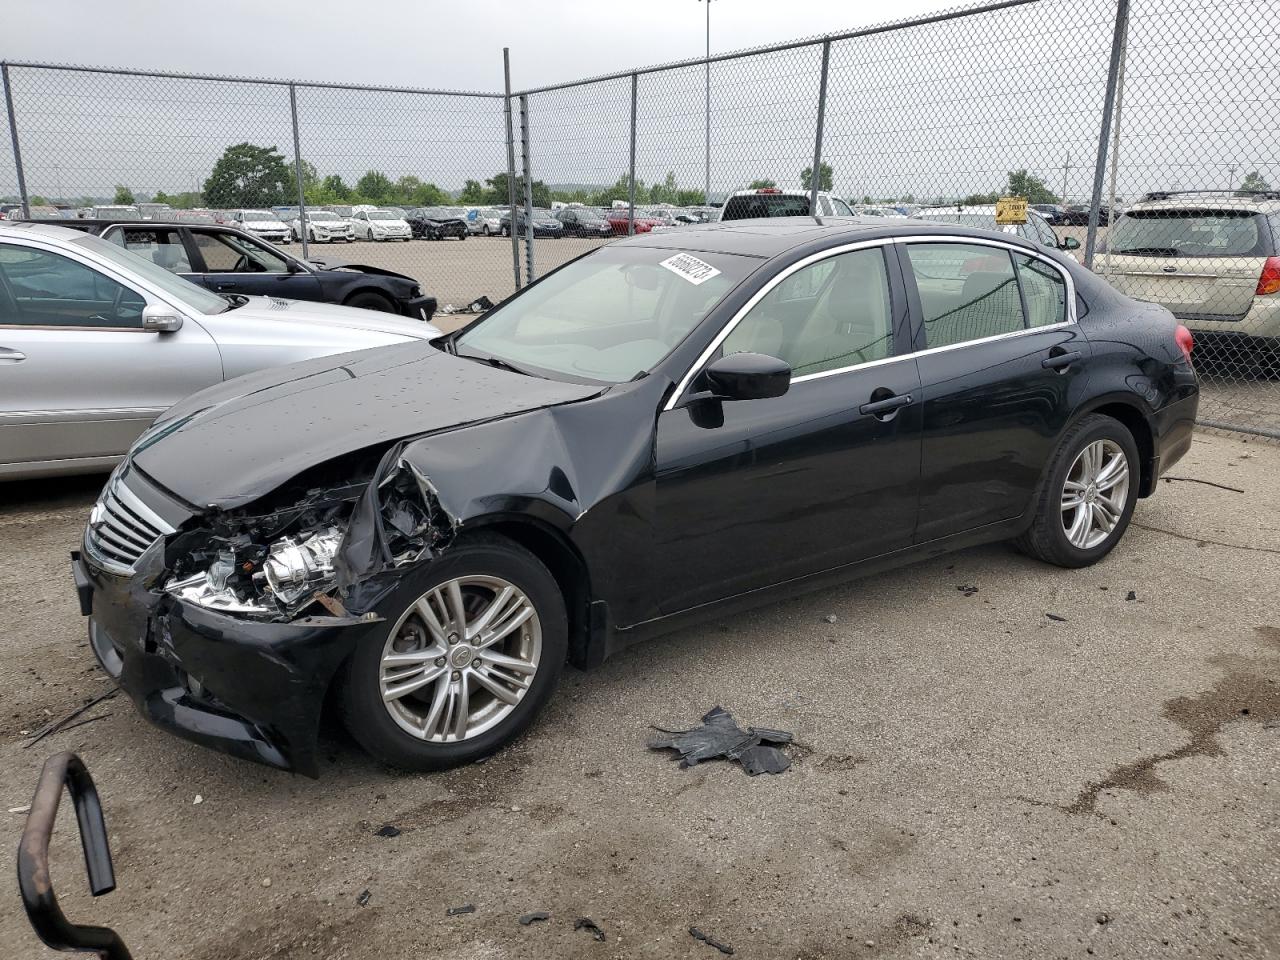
left=162, top=447, right=456, bottom=624
left=79, top=447, right=459, bottom=777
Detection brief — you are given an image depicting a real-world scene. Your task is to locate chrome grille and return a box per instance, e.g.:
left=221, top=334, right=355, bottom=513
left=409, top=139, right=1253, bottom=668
left=85, top=473, right=175, bottom=574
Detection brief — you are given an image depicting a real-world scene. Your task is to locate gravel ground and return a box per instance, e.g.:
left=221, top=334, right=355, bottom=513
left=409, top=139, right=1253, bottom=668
left=1, top=430, right=1277, bottom=959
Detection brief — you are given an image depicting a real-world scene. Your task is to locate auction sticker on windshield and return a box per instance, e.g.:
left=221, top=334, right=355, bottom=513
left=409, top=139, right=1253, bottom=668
left=660, top=253, right=722, bottom=285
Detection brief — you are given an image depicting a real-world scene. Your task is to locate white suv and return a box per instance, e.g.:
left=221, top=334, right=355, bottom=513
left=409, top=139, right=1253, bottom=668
left=719, top=188, right=855, bottom=220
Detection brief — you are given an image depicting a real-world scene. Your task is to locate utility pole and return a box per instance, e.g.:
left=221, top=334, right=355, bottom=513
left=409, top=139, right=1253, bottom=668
left=1061, top=151, right=1071, bottom=204
left=698, top=0, right=712, bottom=204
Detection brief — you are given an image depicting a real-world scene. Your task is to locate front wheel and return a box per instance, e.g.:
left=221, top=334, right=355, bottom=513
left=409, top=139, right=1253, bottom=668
left=340, top=535, right=567, bottom=771
left=1015, top=414, right=1139, bottom=568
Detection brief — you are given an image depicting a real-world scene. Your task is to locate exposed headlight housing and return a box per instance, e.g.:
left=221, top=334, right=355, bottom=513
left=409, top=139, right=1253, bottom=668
left=261, top=527, right=343, bottom=605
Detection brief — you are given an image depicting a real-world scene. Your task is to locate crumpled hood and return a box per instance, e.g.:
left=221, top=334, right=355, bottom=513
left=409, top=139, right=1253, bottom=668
left=133, top=341, right=603, bottom=510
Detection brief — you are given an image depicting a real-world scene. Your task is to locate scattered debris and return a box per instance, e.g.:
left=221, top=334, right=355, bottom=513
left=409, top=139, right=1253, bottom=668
left=690, top=926, right=735, bottom=954
left=447, top=904, right=476, bottom=916
left=261, top=878, right=272, bottom=888
left=649, top=706, right=793, bottom=776
left=574, top=917, right=607, bottom=942
left=1045, top=613, right=1067, bottom=622
left=469, top=295, right=494, bottom=313
left=193, top=795, right=204, bottom=805
left=23, top=688, right=118, bottom=749
left=956, top=584, right=979, bottom=597
left=1161, top=476, right=1244, bottom=494
left=356, top=889, right=372, bottom=907
left=375, top=824, right=401, bottom=837
left=9, top=804, right=31, bottom=815
left=823, top=614, right=838, bottom=623
left=1096, top=913, right=1111, bottom=925
left=519, top=911, right=551, bottom=926
left=1125, top=590, right=1137, bottom=601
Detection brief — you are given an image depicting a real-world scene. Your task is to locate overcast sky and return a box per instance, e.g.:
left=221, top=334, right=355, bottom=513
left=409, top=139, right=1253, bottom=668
left=6, top=0, right=957, bottom=91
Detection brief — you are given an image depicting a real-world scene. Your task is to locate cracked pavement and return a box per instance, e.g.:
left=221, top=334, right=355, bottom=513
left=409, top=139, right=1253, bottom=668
left=1, top=430, right=1277, bottom=958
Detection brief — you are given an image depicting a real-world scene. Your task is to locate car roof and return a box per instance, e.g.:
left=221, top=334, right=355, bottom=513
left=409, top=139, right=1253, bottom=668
left=608, top=216, right=1047, bottom=258
left=1126, top=193, right=1280, bottom=214
left=0, top=220, right=98, bottom=242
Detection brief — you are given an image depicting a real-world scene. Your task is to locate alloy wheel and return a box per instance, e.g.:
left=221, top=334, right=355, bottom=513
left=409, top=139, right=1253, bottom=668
left=379, top=575, right=541, bottom=743
left=1060, top=439, right=1129, bottom=550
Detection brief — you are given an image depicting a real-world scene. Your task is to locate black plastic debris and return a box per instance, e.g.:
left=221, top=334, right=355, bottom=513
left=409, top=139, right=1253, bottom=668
left=1045, top=613, right=1067, bottom=622
left=519, top=911, right=551, bottom=926
left=447, top=904, right=476, bottom=916
left=956, top=584, right=979, bottom=597
left=690, top=927, right=735, bottom=955
left=1126, top=591, right=1137, bottom=601
left=575, top=917, right=606, bottom=941
left=649, top=706, right=793, bottom=776
left=468, top=295, right=495, bottom=313
left=375, top=824, right=401, bottom=838
left=356, top=889, right=371, bottom=907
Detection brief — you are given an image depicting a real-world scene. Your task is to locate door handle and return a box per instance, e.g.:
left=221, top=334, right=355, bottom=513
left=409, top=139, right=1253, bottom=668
left=0, top=348, right=27, bottom=362
left=214, top=281, right=239, bottom=290
left=859, top=393, right=913, bottom=418
left=1042, top=349, right=1082, bottom=370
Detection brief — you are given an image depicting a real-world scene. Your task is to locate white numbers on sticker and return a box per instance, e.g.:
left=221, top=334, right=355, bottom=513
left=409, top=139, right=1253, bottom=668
left=659, top=253, right=722, bottom=285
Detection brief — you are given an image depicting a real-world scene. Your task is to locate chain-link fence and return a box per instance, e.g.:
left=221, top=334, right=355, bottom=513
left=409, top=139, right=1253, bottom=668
left=2, top=0, right=1277, bottom=435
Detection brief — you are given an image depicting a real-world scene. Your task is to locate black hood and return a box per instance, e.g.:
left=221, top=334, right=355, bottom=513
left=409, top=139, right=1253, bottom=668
left=133, top=341, right=603, bottom=510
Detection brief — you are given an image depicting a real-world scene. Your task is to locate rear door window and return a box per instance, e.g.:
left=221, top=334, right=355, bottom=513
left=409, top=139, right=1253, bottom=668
left=113, top=227, right=193, bottom=273
left=1105, top=210, right=1271, bottom=257
left=905, top=243, right=1025, bottom=348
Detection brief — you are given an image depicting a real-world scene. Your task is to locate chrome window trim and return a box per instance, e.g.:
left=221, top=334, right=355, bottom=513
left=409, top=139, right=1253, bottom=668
left=664, top=233, right=1077, bottom=411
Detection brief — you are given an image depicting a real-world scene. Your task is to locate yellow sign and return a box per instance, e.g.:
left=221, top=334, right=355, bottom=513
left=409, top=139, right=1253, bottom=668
left=995, top=196, right=1028, bottom=225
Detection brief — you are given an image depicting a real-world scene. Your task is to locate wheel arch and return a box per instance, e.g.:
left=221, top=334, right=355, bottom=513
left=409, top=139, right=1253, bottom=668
left=1068, top=394, right=1157, bottom=497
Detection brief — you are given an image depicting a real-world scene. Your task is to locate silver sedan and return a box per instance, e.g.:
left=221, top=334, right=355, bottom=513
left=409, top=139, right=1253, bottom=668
left=0, top=222, right=440, bottom=480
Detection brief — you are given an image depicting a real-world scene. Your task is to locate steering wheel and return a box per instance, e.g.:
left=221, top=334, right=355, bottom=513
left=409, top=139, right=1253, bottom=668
left=233, top=254, right=251, bottom=272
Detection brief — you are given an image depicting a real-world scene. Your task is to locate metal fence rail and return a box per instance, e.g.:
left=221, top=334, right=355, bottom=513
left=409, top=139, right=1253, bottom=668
left=1, top=0, right=1277, bottom=436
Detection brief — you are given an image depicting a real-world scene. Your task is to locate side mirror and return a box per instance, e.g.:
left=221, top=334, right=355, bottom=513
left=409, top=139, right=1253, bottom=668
left=141, top=304, right=183, bottom=333
left=1060, top=236, right=1081, bottom=251
left=702, top=352, right=791, bottom=401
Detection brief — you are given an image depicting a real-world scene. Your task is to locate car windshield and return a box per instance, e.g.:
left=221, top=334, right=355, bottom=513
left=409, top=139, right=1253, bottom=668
left=243, top=210, right=279, bottom=221
left=306, top=211, right=339, bottom=221
left=1103, top=210, right=1268, bottom=257
left=532, top=209, right=554, bottom=218
left=456, top=245, right=758, bottom=383
left=721, top=194, right=810, bottom=219
left=69, top=231, right=232, bottom=315
left=368, top=211, right=399, bottom=220
left=423, top=208, right=450, bottom=218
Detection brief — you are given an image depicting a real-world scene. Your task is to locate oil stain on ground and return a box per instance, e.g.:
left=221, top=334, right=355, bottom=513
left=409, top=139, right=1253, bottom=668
left=1060, top=649, right=1279, bottom=816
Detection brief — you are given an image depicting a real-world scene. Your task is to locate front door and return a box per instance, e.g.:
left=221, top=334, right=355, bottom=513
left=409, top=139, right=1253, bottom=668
left=898, top=239, right=1091, bottom=541
left=654, top=244, right=922, bottom=614
left=190, top=229, right=323, bottom=300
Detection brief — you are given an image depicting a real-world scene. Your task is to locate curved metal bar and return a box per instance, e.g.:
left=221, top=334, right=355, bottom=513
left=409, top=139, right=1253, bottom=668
left=17, top=752, right=132, bottom=960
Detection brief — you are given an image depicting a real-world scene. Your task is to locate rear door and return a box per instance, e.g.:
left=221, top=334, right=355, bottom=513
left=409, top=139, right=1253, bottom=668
left=899, top=238, right=1090, bottom=542
left=0, top=239, right=221, bottom=469
left=190, top=228, right=323, bottom=301
left=101, top=224, right=201, bottom=283
left=1099, top=209, right=1271, bottom=321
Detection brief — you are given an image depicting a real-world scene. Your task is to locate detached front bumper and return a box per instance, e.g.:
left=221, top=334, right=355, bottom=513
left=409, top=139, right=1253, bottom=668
left=72, top=550, right=382, bottom=778
left=405, top=294, right=438, bottom=322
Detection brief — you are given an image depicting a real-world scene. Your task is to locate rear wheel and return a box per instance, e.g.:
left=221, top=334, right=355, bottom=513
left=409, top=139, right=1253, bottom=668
left=340, top=535, right=567, bottom=770
left=1015, top=414, right=1139, bottom=568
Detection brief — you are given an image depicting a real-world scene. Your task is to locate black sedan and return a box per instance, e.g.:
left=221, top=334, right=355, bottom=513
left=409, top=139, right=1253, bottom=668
left=499, top=208, right=563, bottom=238
left=72, top=219, right=1198, bottom=776
left=555, top=206, right=613, bottom=237
left=405, top=207, right=469, bottom=241
left=63, top=220, right=436, bottom=319
left=1063, top=204, right=1113, bottom=226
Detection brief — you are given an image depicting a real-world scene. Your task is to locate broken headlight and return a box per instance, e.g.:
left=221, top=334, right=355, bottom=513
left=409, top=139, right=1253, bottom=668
left=167, top=526, right=344, bottom=617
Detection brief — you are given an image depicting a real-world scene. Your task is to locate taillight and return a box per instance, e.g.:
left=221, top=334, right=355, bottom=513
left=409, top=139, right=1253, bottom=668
left=1257, top=257, right=1280, bottom=296
left=1175, top=324, right=1194, bottom=362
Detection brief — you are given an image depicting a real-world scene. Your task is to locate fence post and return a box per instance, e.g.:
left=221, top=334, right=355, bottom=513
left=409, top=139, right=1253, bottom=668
left=809, top=40, right=831, bottom=215
left=2, top=64, right=30, bottom=221
left=628, top=73, right=638, bottom=236
left=502, top=48, right=521, bottom=291
left=519, top=93, right=535, bottom=283
left=288, top=83, right=309, bottom=260
left=1084, top=0, right=1130, bottom=268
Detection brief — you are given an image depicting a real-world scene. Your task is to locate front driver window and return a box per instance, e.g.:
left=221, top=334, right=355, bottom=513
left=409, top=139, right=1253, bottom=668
left=722, top=247, right=893, bottom=376
left=193, top=231, right=288, bottom=273
left=0, top=243, right=146, bottom=328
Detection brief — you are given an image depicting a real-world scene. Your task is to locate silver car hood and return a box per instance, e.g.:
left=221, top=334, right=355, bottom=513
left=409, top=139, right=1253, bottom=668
left=214, top=296, right=440, bottom=339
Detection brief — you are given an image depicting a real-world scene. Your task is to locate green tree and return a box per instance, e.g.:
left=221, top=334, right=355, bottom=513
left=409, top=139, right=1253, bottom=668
left=1239, top=170, right=1272, bottom=195
left=355, top=170, right=395, bottom=204
left=674, top=189, right=705, bottom=206
left=202, top=143, right=292, bottom=208
left=586, top=172, right=644, bottom=208
left=286, top=158, right=319, bottom=192
left=29, top=195, right=47, bottom=206
left=485, top=172, right=551, bottom=208
left=961, top=190, right=1001, bottom=205
left=799, top=162, right=834, bottom=192
left=113, top=184, right=135, bottom=205
left=649, top=171, right=680, bottom=205
left=317, top=174, right=352, bottom=202
left=393, top=175, right=448, bottom=207
left=748, top=178, right=777, bottom=190
left=1004, top=169, right=1058, bottom=204
left=459, top=179, right=487, bottom=204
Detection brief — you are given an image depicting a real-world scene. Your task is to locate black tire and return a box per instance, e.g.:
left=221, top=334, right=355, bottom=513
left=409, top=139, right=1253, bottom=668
left=345, top=290, right=396, bottom=313
left=500, top=225, right=509, bottom=237
left=482, top=225, right=491, bottom=237
left=458, top=231, right=467, bottom=240
left=1015, top=414, right=1140, bottom=568
left=340, top=534, right=567, bottom=771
